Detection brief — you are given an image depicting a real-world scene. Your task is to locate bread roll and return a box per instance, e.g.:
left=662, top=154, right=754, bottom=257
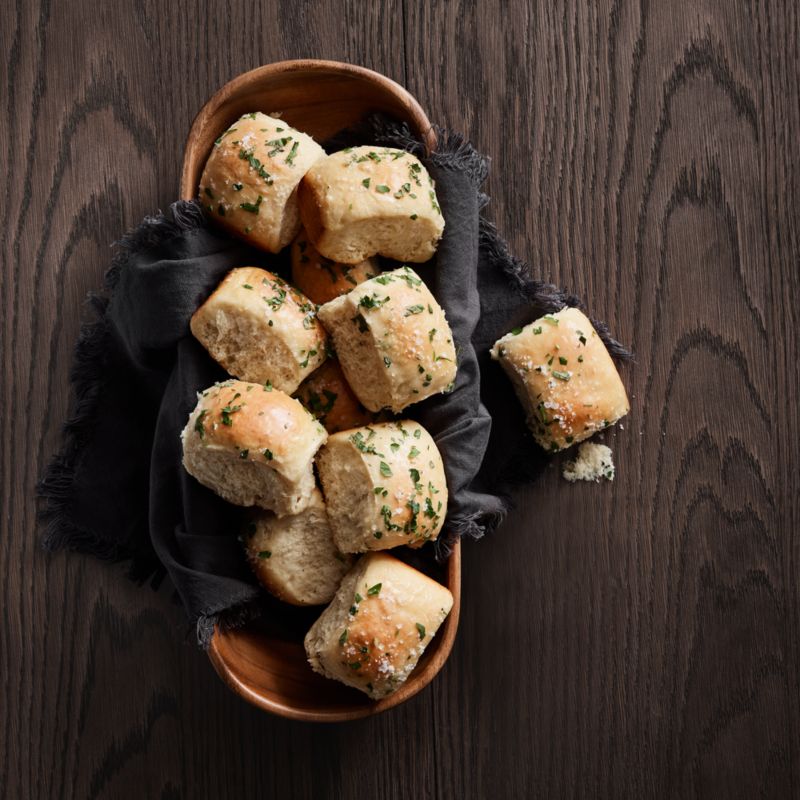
left=290, top=228, right=379, bottom=304
left=298, top=146, right=444, bottom=264
left=304, top=552, right=454, bottom=699
left=490, top=308, right=629, bottom=452
left=243, top=489, right=354, bottom=606
left=181, top=380, right=327, bottom=516
left=199, top=112, right=325, bottom=253
left=316, top=267, right=457, bottom=413
left=293, top=359, right=376, bottom=434
left=190, top=267, right=327, bottom=394
left=316, top=420, right=448, bottom=552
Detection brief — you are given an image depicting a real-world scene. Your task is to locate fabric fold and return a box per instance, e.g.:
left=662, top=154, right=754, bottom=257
left=38, top=119, right=631, bottom=643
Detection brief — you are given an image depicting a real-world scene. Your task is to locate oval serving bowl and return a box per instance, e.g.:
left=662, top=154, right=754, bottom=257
left=180, top=60, right=461, bottom=722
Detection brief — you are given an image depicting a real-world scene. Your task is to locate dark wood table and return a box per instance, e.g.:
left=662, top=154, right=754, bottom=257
left=3, top=1, right=799, bottom=797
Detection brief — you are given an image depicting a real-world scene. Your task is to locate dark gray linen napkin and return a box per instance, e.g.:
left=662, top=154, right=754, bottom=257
left=38, top=121, right=630, bottom=643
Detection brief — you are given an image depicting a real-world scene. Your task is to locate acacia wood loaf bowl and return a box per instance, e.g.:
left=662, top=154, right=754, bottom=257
left=180, top=60, right=461, bottom=722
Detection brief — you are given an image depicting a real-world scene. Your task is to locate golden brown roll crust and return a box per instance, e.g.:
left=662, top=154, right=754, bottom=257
left=298, top=146, right=445, bottom=264
left=290, top=228, right=379, bottom=305
left=199, top=112, right=326, bottom=253
left=181, top=380, right=327, bottom=515
left=316, top=420, right=448, bottom=553
left=190, top=267, right=327, bottom=394
left=293, top=359, right=376, bottom=434
left=490, top=307, right=629, bottom=451
left=316, top=267, right=457, bottom=413
left=304, top=552, right=454, bottom=699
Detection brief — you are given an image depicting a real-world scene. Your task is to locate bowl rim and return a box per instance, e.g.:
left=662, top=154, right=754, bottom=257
left=208, top=541, right=461, bottom=722
left=179, top=58, right=436, bottom=201
left=185, top=58, right=459, bottom=722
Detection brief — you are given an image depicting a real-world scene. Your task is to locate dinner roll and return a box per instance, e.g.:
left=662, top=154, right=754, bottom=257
left=490, top=308, right=629, bottom=452
left=293, top=359, right=376, bottom=434
left=181, top=380, right=327, bottom=516
left=304, top=552, right=454, bottom=699
left=316, top=420, right=448, bottom=552
left=316, top=267, right=457, bottom=412
left=242, top=489, right=354, bottom=606
left=190, top=267, right=327, bottom=394
left=290, top=228, right=379, bottom=304
left=298, top=146, right=444, bottom=264
left=199, top=112, right=325, bottom=252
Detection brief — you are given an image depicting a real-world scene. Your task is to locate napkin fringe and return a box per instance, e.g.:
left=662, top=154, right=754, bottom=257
left=197, top=599, right=262, bottom=648
left=478, top=216, right=634, bottom=362
left=36, top=202, right=207, bottom=584
left=435, top=507, right=508, bottom=557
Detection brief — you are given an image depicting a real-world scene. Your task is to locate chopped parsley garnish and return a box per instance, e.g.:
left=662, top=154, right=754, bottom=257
left=242, top=283, right=253, bottom=289
left=359, top=294, right=390, bottom=310
left=220, top=404, right=242, bottom=426
left=285, top=140, right=300, bottom=165
left=257, top=550, right=271, bottom=559
left=375, top=184, right=391, bottom=193
left=194, top=409, right=208, bottom=438
left=410, top=213, right=418, bottom=220
left=339, top=629, right=348, bottom=645
left=352, top=313, right=369, bottom=333
left=511, top=326, right=523, bottom=335
left=361, top=177, right=371, bottom=188
left=543, top=314, right=559, bottom=325
left=379, top=461, right=393, bottom=477
left=381, top=505, right=401, bottom=531
left=413, top=429, right=422, bottom=439
left=239, top=195, right=263, bottom=214
left=265, top=136, right=292, bottom=156
left=367, top=583, right=382, bottom=596
left=299, top=349, right=317, bottom=369
left=263, top=281, right=287, bottom=310
left=552, top=370, right=571, bottom=381
left=350, top=431, right=384, bottom=457
left=239, top=449, right=249, bottom=459
left=416, top=623, right=426, bottom=640
left=397, top=269, right=422, bottom=288
left=409, top=446, right=420, bottom=459
left=559, top=356, right=568, bottom=365
left=263, top=449, right=273, bottom=460
left=238, top=148, right=272, bottom=183
left=405, top=304, right=424, bottom=316
left=383, top=356, right=392, bottom=367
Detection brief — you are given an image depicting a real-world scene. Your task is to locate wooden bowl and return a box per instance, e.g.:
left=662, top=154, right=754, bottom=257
left=180, top=60, right=461, bottom=721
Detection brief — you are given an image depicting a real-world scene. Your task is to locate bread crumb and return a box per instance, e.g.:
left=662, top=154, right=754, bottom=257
left=562, top=443, right=615, bottom=482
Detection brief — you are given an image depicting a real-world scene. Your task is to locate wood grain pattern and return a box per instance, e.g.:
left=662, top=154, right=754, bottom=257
left=1, top=0, right=797, bottom=797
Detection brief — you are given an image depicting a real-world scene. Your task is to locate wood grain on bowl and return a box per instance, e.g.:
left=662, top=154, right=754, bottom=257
left=180, top=59, right=459, bottom=721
